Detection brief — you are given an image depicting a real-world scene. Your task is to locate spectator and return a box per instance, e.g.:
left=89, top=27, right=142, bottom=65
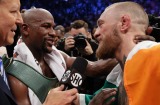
left=54, top=25, right=65, bottom=39
left=53, top=25, right=65, bottom=46
left=57, top=20, right=98, bottom=61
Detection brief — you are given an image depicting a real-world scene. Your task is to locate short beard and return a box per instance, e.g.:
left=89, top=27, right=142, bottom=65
left=42, top=40, right=53, bottom=53
left=96, top=27, right=121, bottom=59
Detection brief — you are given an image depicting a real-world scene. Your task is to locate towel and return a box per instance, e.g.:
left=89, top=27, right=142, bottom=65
left=13, top=42, right=66, bottom=105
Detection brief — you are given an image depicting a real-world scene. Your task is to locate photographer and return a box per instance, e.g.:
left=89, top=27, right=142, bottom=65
left=57, top=20, right=98, bottom=61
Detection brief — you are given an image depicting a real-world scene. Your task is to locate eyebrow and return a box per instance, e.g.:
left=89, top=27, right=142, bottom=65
left=11, top=3, right=20, bottom=10
left=97, top=19, right=103, bottom=26
left=42, top=22, right=55, bottom=26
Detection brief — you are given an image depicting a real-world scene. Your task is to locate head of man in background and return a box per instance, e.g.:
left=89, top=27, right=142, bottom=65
left=54, top=25, right=65, bottom=46
left=0, top=0, right=23, bottom=46
left=54, top=25, right=65, bottom=39
left=70, top=20, right=92, bottom=39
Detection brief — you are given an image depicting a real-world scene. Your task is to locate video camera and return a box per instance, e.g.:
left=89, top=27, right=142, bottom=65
left=148, top=14, right=160, bottom=28
left=74, top=33, right=87, bottom=49
left=148, top=14, right=160, bottom=42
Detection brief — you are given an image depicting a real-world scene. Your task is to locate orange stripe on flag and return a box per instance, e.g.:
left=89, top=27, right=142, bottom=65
left=124, top=44, right=160, bottom=105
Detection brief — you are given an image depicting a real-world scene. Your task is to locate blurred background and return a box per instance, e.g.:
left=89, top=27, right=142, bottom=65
left=20, top=0, right=160, bottom=30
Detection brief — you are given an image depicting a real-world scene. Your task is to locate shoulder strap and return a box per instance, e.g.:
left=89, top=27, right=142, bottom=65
left=2, top=55, right=59, bottom=103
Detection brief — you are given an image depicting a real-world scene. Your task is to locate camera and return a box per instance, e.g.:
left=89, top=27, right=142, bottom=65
left=148, top=14, right=160, bottom=28
left=148, top=14, right=160, bottom=42
left=74, top=33, right=87, bottom=49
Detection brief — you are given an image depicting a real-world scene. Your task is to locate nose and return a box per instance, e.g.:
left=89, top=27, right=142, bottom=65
left=49, top=28, right=56, bottom=37
left=16, top=11, right=23, bottom=25
left=93, top=28, right=100, bottom=39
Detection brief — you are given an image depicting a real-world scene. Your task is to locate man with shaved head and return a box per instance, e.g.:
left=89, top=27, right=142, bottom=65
left=94, top=1, right=160, bottom=105
left=8, top=8, right=78, bottom=105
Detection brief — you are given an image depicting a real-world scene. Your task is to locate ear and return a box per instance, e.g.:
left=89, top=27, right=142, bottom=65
left=120, top=15, right=131, bottom=33
left=21, top=23, right=29, bottom=36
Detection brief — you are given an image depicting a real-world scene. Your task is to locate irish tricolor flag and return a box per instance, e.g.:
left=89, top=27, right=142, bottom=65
left=79, top=64, right=122, bottom=105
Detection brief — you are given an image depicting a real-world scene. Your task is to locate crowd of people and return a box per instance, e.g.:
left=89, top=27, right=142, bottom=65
left=0, top=0, right=160, bottom=105
left=20, top=0, right=160, bottom=29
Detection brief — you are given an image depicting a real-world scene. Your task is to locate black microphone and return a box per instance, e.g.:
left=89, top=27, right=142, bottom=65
left=60, top=57, right=88, bottom=91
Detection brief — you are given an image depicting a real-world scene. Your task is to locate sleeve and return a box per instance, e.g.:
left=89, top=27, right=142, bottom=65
left=80, top=80, right=118, bottom=105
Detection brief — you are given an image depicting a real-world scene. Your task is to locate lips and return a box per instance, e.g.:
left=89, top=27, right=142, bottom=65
left=11, top=26, right=17, bottom=32
left=10, top=30, right=15, bottom=36
left=10, top=26, right=17, bottom=36
left=96, top=36, right=101, bottom=43
left=11, top=29, right=16, bottom=32
left=47, top=40, right=53, bottom=45
left=46, top=38, right=54, bottom=46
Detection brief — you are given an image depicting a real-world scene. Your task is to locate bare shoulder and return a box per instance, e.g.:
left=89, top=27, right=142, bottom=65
left=8, top=74, right=31, bottom=105
left=59, top=51, right=76, bottom=69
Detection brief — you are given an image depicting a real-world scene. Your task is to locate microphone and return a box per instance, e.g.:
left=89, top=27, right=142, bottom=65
left=60, top=57, right=88, bottom=91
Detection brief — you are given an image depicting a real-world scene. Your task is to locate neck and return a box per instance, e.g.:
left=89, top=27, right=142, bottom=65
left=115, top=32, right=139, bottom=69
left=27, top=44, right=45, bottom=63
left=115, top=44, right=129, bottom=70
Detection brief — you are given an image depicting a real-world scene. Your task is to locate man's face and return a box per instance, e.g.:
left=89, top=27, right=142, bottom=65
left=0, top=0, right=23, bottom=46
left=27, top=11, right=56, bottom=53
left=70, top=27, right=88, bottom=37
left=94, top=10, right=122, bottom=59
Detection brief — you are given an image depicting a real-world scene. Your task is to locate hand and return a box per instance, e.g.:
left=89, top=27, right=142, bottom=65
left=43, top=85, right=78, bottom=105
left=146, top=26, right=153, bottom=35
left=72, top=93, right=80, bottom=105
left=89, top=88, right=117, bottom=105
left=64, top=36, right=75, bottom=51
left=134, top=35, right=155, bottom=44
left=78, top=40, right=93, bottom=56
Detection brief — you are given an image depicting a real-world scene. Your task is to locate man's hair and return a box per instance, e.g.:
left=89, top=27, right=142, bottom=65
left=22, top=8, right=52, bottom=25
left=107, top=1, right=149, bottom=30
left=70, top=20, right=88, bottom=31
left=54, top=25, right=65, bottom=33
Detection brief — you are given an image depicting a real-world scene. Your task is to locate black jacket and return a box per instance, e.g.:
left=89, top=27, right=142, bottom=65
left=0, top=76, right=17, bottom=105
